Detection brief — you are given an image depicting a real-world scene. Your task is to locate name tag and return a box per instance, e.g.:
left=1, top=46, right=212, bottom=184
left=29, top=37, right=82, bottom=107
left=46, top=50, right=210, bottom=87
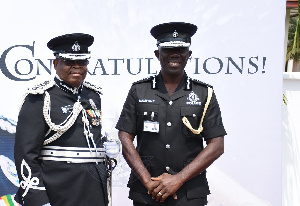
left=143, top=121, right=159, bottom=133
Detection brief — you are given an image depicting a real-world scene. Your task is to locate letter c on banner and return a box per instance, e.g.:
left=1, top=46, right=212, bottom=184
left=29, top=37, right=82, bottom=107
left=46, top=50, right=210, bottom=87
left=0, top=43, right=35, bottom=81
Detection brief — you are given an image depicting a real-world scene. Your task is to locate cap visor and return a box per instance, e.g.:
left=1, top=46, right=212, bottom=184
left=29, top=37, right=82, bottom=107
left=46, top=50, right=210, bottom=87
left=58, top=53, right=91, bottom=60
left=158, top=41, right=190, bottom=48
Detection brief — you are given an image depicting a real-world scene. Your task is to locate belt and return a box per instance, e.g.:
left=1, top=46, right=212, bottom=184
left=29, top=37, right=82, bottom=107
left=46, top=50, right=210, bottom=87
left=39, top=146, right=106, bottom=163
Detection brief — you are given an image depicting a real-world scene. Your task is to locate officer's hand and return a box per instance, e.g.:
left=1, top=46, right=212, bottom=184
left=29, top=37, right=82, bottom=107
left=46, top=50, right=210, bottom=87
left=151, top=173, right=182, bottom=202
left=145, top=179, right=160, bottom=196
left=104, top=141, right=120, bottom=158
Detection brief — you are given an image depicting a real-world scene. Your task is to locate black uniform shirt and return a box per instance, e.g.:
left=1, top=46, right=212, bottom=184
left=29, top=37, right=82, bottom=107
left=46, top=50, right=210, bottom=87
left=14, top=77, right=108, bottom=206
left=116, top=72, right=226, bottom=205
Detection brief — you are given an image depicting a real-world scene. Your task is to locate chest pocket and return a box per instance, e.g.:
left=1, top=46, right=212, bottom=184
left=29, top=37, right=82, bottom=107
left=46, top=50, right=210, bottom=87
left=180, top=106, right=203, bottom=137
left=136, top=103, right=159, bottom=133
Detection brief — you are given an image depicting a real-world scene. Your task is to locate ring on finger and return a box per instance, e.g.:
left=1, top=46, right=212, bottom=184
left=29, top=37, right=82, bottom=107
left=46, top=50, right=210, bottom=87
left=158, top=192, right=162, bottom=196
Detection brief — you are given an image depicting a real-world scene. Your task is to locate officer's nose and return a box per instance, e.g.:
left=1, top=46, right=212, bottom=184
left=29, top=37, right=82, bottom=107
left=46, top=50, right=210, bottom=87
left=169, top=52, right=180, bottom=58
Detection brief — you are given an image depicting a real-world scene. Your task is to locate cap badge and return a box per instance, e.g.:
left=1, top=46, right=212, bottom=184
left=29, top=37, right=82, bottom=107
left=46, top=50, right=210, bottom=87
left=173, top=30, right=178, bottom=38
left=72, top=41, right=81, bottom=52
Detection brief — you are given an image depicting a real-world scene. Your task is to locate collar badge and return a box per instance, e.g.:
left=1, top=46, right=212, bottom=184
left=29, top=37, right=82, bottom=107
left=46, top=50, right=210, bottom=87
left=186, top=91, right=201, bottom=105
left=72, top=41, right=80, bottom=51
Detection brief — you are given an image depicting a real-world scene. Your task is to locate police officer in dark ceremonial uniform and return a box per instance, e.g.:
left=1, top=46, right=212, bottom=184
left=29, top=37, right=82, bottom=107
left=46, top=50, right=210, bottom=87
left=116, top=22, right=226, bottom=206
left=14, top=33, right=119, bottom=206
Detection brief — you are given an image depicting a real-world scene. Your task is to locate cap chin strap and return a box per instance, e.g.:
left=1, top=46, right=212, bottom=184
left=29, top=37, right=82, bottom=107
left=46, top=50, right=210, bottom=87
left=158, top=41, right=190, bottom=48
left=58, top=53, right=91, bottom=60
left=182, top=87, right=213, bottom=135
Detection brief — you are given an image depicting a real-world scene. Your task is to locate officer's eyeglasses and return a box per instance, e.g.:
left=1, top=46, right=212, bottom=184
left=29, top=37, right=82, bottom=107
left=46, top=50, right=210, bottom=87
left=60, top=59, right=89, bottom=66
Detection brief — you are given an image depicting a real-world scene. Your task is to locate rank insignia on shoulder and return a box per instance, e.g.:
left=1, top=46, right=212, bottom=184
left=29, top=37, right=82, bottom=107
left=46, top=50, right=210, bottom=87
left=27, top=80, right=55, bottom=95
left=83, top=81, right=103, bottom=94
left=19, top=79, right=55, bottom=113
left=190, top=78, right=212, bottom=88
left=133, top=76, right=155, bottom=85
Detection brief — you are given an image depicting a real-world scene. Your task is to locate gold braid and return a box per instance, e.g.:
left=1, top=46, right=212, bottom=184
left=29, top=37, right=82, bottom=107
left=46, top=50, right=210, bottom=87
left=182, top=87, right=213, bottom=134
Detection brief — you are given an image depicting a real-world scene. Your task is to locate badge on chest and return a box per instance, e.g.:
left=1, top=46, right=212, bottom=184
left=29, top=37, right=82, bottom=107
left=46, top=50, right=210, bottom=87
left=143, top=111, right=159, bottom=133
left=86, top=109, right=101, bottom=126
left=143, top=120, right=159, bottom=133
left=87, top=99, right=102, bottom=126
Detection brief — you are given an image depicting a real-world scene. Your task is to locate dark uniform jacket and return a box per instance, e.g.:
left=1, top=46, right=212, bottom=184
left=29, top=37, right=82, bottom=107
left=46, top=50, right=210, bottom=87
left=14, top=77, right=108, bottom=206
left=116, top=72, right=226, bottom=205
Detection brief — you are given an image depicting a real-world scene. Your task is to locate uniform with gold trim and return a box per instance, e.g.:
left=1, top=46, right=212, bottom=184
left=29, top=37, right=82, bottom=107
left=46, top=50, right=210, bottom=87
left=116, top=73, right=226, bottom=205
left=116, top=22, right=226, bottom=206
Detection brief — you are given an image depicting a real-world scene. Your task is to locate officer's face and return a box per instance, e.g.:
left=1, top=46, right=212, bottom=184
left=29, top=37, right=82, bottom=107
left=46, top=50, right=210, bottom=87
left=54, top=58, right=88, bottom=88
left=155, top=47, right=192, bottom=77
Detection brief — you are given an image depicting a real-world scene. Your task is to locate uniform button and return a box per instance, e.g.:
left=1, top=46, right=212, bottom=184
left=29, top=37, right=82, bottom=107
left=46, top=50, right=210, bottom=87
left=167, top=122, right=172, bottom=127
left=166, top=166, right=170, bottom=171
left=193, top=114, right=197, bottom=118
left=169, top=101, right=173, bottom=105
left=166, top=144, right=170, bottom=149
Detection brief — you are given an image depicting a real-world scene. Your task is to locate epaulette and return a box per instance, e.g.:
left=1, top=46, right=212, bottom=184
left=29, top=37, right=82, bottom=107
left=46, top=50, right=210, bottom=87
left=19, top=79, right=55, bottom=112
left=132, top=76, right=154, bottom=85
left=190, top=78, right=213, bottom=88
left=83, top=81, right=103, bottom=95
left=133, top=76, right=158, bottom=89
left=27, top=79, right=55, bottom=95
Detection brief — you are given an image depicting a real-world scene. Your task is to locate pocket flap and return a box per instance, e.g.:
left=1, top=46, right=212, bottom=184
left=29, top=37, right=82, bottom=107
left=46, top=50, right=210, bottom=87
left=137, top=103, right=159, bottom=115
left=180, top=106, right=201, bottom=117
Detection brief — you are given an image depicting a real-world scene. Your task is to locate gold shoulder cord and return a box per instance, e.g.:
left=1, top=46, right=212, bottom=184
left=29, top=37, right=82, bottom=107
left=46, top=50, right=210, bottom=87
left=182, top=87, right=213, bottom=134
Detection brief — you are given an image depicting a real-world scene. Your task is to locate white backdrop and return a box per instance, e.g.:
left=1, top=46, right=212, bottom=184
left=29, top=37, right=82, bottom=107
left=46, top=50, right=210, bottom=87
left=0, top=0, right=285, bottom=205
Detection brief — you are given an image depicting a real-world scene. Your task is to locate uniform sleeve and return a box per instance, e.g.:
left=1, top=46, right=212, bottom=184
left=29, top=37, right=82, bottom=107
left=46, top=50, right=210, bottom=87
left=14, top=94, right=50, bottom=206
left=115, top=86, right=137, bottom=135
left=201, top=91, right=227, bottom=140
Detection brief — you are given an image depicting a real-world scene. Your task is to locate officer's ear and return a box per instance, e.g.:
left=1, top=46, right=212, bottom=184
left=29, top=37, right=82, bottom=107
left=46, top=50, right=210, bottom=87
left=154, top=50, right=159, bottom=59
left=53, top=59, right=59, bottom=69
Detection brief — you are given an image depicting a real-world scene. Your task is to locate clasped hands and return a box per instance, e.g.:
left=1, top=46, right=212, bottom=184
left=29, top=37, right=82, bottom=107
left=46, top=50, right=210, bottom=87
left=146, top=173, right=183, bottom=203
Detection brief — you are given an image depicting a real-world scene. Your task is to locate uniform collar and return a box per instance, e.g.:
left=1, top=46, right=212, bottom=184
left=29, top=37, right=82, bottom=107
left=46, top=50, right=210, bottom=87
left=154, top=71, right=189, bottom=93
left=54, top=75, right=83, bottom=94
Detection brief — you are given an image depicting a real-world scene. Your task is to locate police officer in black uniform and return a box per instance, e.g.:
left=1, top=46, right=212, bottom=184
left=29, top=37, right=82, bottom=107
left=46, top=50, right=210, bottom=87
left=116, top=22, right=226, bottom=206
left=14, top=33, right=119, bottom=206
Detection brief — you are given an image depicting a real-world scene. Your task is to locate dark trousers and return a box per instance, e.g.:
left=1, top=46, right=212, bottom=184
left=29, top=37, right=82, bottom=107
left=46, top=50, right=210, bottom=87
left=133, top=201, right=150, bottom=206
left=133, top=197, right=208, bottom=206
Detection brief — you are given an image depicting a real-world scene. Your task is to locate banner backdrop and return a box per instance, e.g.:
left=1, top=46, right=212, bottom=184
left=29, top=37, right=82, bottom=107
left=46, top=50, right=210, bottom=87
left=0, top=1, right=285, bottom=205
